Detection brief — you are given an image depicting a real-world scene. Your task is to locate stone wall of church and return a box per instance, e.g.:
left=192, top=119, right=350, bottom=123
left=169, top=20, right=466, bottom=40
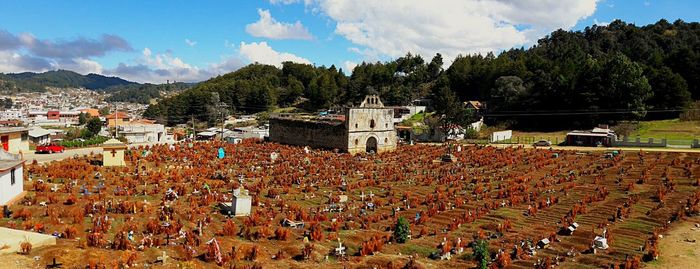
left=269, top=118, right=348, bottom=151
left=346, top=108, right=397, bottom=154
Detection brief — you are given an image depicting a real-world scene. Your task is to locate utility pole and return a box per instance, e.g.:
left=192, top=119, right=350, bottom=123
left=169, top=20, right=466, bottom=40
left=114, top=105, right=119, bottom=138
left=191, top=115, right=195, bottom=140
left=219, top=103, right=228, bottom=141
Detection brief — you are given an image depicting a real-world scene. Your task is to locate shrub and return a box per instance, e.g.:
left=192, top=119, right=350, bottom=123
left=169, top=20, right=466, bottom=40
left=472, top=239, right=489, bottom=269
left=394, top=217, right=411, bottom=243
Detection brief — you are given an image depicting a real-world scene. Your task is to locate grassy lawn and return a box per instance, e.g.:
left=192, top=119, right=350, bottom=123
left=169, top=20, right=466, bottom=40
left=485, top=119, right=700, bottom=144
left=629, top=119, right=700, bottom=141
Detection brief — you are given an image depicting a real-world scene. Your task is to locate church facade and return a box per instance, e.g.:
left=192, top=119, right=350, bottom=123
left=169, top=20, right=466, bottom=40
left=269, top=95, right=397, bottom=154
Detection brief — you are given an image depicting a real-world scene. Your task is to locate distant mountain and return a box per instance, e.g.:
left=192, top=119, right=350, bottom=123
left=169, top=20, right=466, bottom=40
left=105, top=82, right=195, bottom=104
left=0, top=70, right=137, bottom=93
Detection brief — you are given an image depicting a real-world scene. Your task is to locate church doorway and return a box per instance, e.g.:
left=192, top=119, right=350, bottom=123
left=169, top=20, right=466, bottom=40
left=366, top=136, right=378, bottom=153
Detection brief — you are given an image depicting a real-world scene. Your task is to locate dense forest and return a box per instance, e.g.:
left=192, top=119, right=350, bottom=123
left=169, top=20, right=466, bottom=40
left=105, top=82, right=193, bottom=104
left=0, top=70, right=136, bottom=93
left=143, top=19, right=700, bottom=130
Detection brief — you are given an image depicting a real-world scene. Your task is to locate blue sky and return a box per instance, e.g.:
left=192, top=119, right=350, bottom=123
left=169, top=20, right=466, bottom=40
left=0, top=0, right=698, bottom=83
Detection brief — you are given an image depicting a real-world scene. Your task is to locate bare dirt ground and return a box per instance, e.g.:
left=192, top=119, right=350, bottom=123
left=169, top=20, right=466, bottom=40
left=646, top=216, right=700, bottom=269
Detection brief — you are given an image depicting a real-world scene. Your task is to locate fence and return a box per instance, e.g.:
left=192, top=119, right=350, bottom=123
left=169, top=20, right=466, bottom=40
left=490, top=136, right=564, bottom=145
left=612, top=137, right=667, bottom=148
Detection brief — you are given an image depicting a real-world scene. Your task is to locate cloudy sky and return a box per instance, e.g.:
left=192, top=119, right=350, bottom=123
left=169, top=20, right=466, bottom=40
left=0, top=0, right=697, bottom=83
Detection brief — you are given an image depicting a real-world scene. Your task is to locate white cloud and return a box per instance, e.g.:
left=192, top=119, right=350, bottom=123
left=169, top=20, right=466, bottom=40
left=60, top=58, right=104, bottom=74
left=308, top=0, right=599, bottom=63
left=342, top=61, right=357, bottom=73
left=185, top=38, right=197, bottom=47
left=245, top=9, right=314, bottom=40
left=593, top=19, right=609, bottom=26
left=268, top=0, right=307, bottom=5
left=105, top=47, right=221, bottom=83
left=239, top=41, right=311, bottom=67
left=0, top=51, right=51, bottom=73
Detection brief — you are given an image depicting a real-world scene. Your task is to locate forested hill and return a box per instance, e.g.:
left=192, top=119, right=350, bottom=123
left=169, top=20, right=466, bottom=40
left=0, top=70, right=136, bottom=93
left=145, top=19, right=700, bottom=130
left=105, top=82, right=194, bottom=104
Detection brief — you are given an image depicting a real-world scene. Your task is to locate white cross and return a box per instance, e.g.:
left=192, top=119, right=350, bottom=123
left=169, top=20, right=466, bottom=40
left=360, top=192, right=366, bottom=201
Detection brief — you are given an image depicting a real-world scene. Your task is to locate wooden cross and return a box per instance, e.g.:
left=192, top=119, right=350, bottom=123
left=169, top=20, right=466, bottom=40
left=110, top=149, right=117, bottom=157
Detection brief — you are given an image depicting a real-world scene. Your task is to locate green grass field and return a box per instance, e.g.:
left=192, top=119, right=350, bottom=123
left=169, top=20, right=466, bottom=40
left=487, top=119, right=700, bottom=145
left=629, top=119, right=700, bottom=141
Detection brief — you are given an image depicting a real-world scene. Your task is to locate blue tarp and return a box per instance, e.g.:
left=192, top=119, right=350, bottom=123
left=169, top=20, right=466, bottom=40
left=218, top=147, right=225, bottom=159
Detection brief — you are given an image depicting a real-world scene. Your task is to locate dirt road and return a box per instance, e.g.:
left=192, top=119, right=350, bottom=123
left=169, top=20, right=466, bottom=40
left=646, top=217, right=700, bottom=269
left=21, top=141, right=176, bottom=164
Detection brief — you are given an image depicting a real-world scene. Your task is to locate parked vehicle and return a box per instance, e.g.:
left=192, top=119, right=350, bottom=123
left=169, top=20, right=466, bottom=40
left=35, top=144, right=65, bottom=154
left=533, top=140, right=552, bottom=147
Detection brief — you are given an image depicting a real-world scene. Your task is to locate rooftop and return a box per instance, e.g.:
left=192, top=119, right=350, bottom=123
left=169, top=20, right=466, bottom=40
left=0, top=127, right=29, bottom=134
left=0, top=151, right=23, bottom=171
left=271, top=113, right=345, bottom=125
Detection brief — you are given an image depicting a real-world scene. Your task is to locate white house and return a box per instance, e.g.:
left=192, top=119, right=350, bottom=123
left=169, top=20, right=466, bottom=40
left=28, top=127, right=52, bottom=145
left=118, top=123, right=171, bottom=144
left=0, top=151, right=24, bottom=206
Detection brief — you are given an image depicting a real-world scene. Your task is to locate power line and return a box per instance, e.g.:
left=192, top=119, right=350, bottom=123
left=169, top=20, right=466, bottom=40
left=485, top=108, right=697, bottom=117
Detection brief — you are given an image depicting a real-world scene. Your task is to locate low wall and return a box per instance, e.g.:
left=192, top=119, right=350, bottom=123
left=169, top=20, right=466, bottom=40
left=0, top=227, right=56, bottom=254
left=491, top=130, right=513, bottom=142
left=612, top=137, right=667, bottom=148
left=269, top=118, right=347, bottom=151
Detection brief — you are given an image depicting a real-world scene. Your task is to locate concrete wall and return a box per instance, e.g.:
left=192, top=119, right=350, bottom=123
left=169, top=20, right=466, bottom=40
left=0, top=165, right=23, bottom=205
left=103, top=148, right=126, bottom=166
left=491, top=130, right=513, bottom=142
left=612, top=137, right=667, bottom=147
left=269, top=118, right=347, bottom=150
left=346, top=108, right=396, bottom=154
left=0, top=227, right=56, bottom=254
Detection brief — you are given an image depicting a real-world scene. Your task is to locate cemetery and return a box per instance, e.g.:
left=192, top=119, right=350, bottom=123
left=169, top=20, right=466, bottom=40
left=0, top=139, right=698, bottom=268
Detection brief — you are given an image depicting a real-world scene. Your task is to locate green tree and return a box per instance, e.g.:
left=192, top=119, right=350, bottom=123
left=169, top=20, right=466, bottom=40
left=393, top=217, right=410, bottom=244
left=85, top=117, right=103, bottom=137
left=646, top=66, right=690, bottom=112
left=98, top=106, right=111, bottom=116
left=472, top=239, right=490, bottom=269
left=78, top=112, right=88, bottom=125
left=427, top=53, right=444, bottom=80
left=1, top=98, right=12, bottom=109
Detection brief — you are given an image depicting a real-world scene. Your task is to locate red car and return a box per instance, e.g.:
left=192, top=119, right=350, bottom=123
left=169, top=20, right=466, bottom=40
left=35, top=144, right=65, bottom=154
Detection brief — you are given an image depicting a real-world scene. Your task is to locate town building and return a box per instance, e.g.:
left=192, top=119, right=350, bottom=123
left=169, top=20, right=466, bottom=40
left=566, top=126, right=616, bottom=147
left=118, top=122, right=170, bottom=144
left=28, top=127, right=52, bottom=145
left=79, top=108, right=100, bottom=117
left=27, top=110, right=81, bottom=123
left=0, top=151, right=24, bottom=206
left=0, top=110, right=23, bottom=121
left=269, top=95, right=397, bottom=154
left=105, top=112, right=131, bottom=128
left=0, top=127, right=29, bottom=154
left=102, top=138, right=127, bottom=166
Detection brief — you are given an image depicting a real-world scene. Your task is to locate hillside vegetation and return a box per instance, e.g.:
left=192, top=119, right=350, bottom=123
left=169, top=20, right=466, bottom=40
left=0, top=70, right=136, bottom=92
left=137, top=19, right=700, bottom=129
left=105, top=82, right=193, bottom=104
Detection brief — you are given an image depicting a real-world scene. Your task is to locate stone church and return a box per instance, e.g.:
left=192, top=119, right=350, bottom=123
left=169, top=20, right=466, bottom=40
left=269, top=95, right=397, bottom=154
